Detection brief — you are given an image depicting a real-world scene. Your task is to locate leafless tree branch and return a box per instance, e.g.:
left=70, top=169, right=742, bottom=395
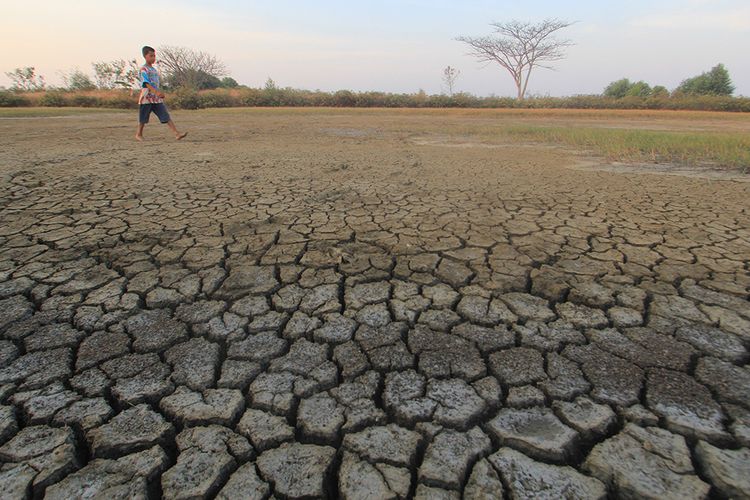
left=157, top=46, right=228, bottom=89
left=456, top=19, right=574, bottom=100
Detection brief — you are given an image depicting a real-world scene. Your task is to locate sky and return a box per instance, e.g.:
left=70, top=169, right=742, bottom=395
left=1, top=0, right=748, bottom=96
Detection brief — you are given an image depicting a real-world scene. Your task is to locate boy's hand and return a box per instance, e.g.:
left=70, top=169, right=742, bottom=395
left=158, top=92, right=166, bottom=98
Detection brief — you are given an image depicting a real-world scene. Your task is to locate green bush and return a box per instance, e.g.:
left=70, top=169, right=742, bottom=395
left=102, top=93, right=137, bottom=109
left=604, top=79, right=634, bottom=99
left=171, top=89, right=200, bottom=109
left=332, top=90, right=356, bottom=107
left=239, top=88, right=264, bottom=106
left=27, top=87, right=750, bottom=113
left=676, top=64, right=735, bottom=96
left=70, top=94, right=100, bottom=107
left=453, top=93, right=482, bottom=108
left=262, top=87, right=308, bottom=107
left=39, top=92, right=67, bottom=107
left=198, top=90, right=235, bottom=108
left=626, top=81, right=652, bottom=97
left=220, top=77, right=239, bottom=88
left=0, top=90, right=30, bottom=107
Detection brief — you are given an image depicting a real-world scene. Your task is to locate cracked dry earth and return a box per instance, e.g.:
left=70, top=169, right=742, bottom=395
left=0, top=108, right=749, bottom=499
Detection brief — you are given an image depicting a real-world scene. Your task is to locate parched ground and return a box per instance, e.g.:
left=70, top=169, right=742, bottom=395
left=0, top=108, right=749, bottom=499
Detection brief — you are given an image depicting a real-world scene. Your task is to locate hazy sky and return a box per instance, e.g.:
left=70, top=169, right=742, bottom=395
left=2, top=0, right=748, bottom=96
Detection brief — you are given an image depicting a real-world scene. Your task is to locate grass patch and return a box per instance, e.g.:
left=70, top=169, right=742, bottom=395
left=466, top=125, right=750, bottom=171
left=0, top=107, right=129, bottom=118
left=203, top=106, right=750, bottom=121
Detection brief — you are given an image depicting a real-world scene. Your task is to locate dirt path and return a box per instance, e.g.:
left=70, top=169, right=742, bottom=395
left=1, top=109, right=748, bottom=499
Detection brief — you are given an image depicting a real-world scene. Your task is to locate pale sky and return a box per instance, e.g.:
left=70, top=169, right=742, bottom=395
left=2, top=0, right=748, bottom=96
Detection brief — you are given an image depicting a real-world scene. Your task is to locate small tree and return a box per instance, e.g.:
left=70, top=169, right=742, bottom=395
left=92, top=59, right=140, bottom=90
left=627, top=81, right=652, bottom=97
left=604, top=78, right=633, bottom=99
left=93, top=60, right=122, bottom=89
left=456, top=19, right=573, bottom=100
left=676, top=64, right=734, bottom=96
left=5, top=67, right=46, bottom=91
left=442, top=66, right=460, bottom=95
left=157, top=45, right=227, bottom=89
left=220, top=76, right=239, bottom=88
left=62, top=69, right=96, bottom=91
left=604, top=79, right=653, bottom=98
left=173, top=69, right=222, bottom=89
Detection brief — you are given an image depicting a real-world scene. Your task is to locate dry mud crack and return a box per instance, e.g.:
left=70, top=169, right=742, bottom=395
left=0, top=109, right=748, bottom=499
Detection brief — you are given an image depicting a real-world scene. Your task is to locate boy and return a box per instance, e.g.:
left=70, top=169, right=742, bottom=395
left=135, top=46, right=187, bottom=141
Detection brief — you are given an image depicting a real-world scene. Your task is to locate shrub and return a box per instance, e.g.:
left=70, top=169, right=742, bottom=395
left=351, top=92, right=381, bottom=107
left=332, top=90, right=356, bottom=107
left=23, top=87, right=750, bottom=113
left=452, top=92, right=482, bottom=108
left=71, top=94, right=100, bottom=107
left=239, top=88, right=264, bottom=106
left=198, top=89, right=235, bottom=108
left=0, top=90, right=31, bottom=107
left=39, top=92, right=67, bottom=107
left=102, top=92, right=137, bottom=109
left=220, top=77, right=239, bottom=88
left=171, top=89, right=200, bottom=109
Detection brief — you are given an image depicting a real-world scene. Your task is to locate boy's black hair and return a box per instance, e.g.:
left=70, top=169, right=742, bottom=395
left=142, top=46, right=155, bottom=57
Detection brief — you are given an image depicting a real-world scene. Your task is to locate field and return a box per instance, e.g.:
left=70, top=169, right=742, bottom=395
left=3, top=106, right=749, bottom=172
left=0, top=107, right=749, bottom=498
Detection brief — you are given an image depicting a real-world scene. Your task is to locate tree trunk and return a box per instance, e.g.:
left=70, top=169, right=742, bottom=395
left=516, top=76, right=524, bottom=100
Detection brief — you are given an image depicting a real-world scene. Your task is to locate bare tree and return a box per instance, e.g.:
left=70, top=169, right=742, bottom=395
left=457, top=19, right=573, bottom=100
left=442, top=66, right=461, bottom=95
left=156, top=46, right=228, bottom=89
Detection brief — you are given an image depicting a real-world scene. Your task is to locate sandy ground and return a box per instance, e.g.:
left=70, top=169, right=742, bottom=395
left=0, top=109, right=749, bottom=499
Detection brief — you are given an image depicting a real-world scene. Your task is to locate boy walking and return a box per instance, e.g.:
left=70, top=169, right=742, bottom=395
left=135, top=46, right=187, bottom=141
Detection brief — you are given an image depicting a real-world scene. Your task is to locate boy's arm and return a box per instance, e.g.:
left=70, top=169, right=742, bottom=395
left=140, top=68, right=165, bottom=98
left=144, top=83, right=165, bottom=98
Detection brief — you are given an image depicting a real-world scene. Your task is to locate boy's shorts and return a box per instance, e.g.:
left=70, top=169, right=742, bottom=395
left=139, top=103, right=171, bottom=124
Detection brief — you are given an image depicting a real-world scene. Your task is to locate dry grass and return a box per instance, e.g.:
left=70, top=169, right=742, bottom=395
left=0, top=107, right=127, bottom=117
left=1, top=107, right=747, bottom=172
left=208, top=106, right=749, bottom=120
left=21, top=89, right=138, bottom=102
left=490, top=126, right=750, bottom=171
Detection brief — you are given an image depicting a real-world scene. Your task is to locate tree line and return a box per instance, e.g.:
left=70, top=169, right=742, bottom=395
left=603, top=64, right=735, bottom=99
left=3, top=46, right=237, bottom=92
left=1, top=23, right=742, bottom=105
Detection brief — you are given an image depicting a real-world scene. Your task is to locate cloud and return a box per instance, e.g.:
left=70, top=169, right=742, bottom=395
left=630, top=4, right=750, bottom=31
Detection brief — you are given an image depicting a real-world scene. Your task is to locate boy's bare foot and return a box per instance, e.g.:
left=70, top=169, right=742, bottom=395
left=176, top=132, right=188, bottom=141
left=135, top=135, right=144, bottom=142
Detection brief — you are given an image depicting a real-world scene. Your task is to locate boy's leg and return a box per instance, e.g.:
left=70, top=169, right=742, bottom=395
left=135, top=122, right=145, bottom=141
left=166, top=120, right=188, bottom=140
left=136, top=104, right=150, bottom=141
left=155, top=104, right=187, bottom=140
